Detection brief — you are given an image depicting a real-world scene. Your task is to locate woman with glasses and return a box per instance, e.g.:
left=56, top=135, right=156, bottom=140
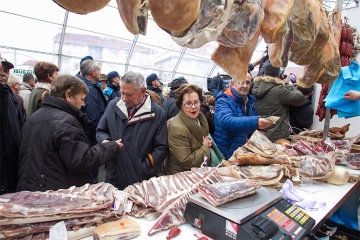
left=165, top=84, right=212, bottom=175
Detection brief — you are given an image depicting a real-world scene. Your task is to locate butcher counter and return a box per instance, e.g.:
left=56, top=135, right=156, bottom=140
left=119, top=166, right=360, bottom=239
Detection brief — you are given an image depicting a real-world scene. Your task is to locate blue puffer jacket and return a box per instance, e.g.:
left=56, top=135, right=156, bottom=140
left=214, top=87, right=259, bottom=160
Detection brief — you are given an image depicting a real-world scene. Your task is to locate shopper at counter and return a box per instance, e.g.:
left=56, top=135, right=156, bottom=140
left=165, top=84, right=212, bottom=175
left=27, top=61, right=59, bottom=116
left=17, top=74, right=123, bottom=192
left=96, top=71, right=168, bottom=190
left=252, top=60, right=305, bottom=142
left=214, top=73, right=272, bottom=159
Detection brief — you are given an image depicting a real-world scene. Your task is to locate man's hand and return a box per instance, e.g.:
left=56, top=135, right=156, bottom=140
left=258, top=118, right=272, bottom=129
left=344, top=90, right=360, bottom=101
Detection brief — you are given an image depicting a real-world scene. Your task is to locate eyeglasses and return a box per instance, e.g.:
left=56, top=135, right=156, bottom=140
left=183, top=101, right=201, bottom=108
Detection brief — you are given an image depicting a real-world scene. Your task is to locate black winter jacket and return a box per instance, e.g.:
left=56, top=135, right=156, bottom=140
left=96, top=94, right=168, bottom=190
left=162, top=91, right=179, bottom=120
left=0, top=84, right=21, bottom=194
left=17, top=96, right=120, bottom=192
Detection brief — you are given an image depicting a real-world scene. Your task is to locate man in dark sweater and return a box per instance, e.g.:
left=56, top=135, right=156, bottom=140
left=162, top=76, right=188, bottom=119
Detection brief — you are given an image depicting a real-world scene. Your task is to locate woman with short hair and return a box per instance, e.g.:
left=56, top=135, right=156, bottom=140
left=165, top=84, right=212, bottom=175
left=17, top=74, right=123, bottom=192
left=27, top=61, right=59, bottom=116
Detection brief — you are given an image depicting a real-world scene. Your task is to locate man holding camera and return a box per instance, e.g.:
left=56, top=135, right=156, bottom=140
left=251, top=59, right=305, bottom=142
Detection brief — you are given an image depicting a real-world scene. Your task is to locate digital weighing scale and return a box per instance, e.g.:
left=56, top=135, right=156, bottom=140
left=184, top=187, right=315, bottom=239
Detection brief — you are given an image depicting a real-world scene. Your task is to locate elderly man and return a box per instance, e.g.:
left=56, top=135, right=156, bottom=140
left=0, top=56, right=22, bottom=194
left=214, top=73, right=272, bottom=160
left=96, top=71, right=168, bottom=190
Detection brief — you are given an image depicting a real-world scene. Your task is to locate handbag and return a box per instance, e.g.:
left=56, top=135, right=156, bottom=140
left=208, top=134, right=225, bottom=167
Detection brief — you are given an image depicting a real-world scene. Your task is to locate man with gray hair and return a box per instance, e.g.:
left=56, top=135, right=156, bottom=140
left=96, top=71, right=168, bottom=190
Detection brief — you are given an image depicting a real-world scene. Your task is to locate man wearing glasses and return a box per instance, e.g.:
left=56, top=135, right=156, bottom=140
left=214, top=73, right=272, bottom=160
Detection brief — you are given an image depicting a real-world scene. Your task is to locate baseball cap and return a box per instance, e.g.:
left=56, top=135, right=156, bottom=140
left=1, top=57, right=14, bottom=69
left=80, top=55, right=93, bottom=65
left=107, top=71, right=120, bottom=80
left=146, top=73, right=160, bottom=85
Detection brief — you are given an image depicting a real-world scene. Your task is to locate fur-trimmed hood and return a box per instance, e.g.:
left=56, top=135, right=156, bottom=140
left=254, top=75, right=284, bottom=85
left=252, top=75, right=285, bottom=99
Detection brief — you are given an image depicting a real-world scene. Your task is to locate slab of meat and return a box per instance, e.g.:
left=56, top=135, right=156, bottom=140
left=295, top=4, right=330, bottom=65
left=172, top=0, right=234, bottom=48
left=296, top=155, right=335, bottom=179
left=198, top=179, right=260, bottom=207
left=243, top=130, right=278, bottom=157
left=148, top=0, right=202, bottom=37
left=267, top=18, right=293, bottom=67
left=0, top=216, right=104, bottom=239
left=216, top=164, right=286, bottom=186
left=217, top=0, right=264, bottom=47
left=124, top=167, right=224, bottom=236
left=260, top=0, right=294, bottom=43
left=211, top=30, right=260, bottom=81
left=288, top=0, right=320, bottom=64
left=0, top=183, right=116, bottom=224
left=116, top=0, right=149, bottom=35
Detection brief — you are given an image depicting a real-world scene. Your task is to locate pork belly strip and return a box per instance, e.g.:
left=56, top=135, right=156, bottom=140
left=199, top=179, right=260, bottom=207
left=0, top=183, right=116, bottom=218
left=0, top=208, right=112, bottom=226
left=0, top=216, right=105, bottom=239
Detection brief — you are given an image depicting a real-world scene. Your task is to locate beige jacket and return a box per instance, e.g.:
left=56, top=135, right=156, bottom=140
left=165, top=110, right=210, bottom=175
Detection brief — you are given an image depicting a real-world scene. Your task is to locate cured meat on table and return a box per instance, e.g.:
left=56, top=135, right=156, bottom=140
left=199, top=179, right=260, bottom=207
left=0, top=183, right=119, bottom=239
left=124, top=167, right=225, bottom=236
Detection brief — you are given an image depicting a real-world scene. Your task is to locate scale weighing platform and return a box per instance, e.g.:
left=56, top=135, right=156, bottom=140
left=184, top=187, right=315, bottom=239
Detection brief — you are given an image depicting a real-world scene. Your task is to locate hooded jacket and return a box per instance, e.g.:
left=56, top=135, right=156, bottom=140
left=214, top=87, right=259, bottom=160
left=166, top=110, right=210, bottom=175
left=96, top=94, right=168, bottom=190
left=252, top=75, right=306, bottom=142
left=17, top=96, right=120, bottom=192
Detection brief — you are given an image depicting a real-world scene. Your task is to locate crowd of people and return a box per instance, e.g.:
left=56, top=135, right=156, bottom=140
left=1, top=53, right=359, bottom=195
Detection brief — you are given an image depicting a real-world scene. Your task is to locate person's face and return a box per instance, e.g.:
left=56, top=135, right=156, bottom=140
left=92, top=67, right=101, bottom=82
left=67, top=92, right=86, bottom=110
left=12, top=82, right=20, bottom=94
left=100, top=80, right=107, bottom=90
left=120, top=82, right=146, bottom=108
left=48, top=71, right=59, bottom=83
left=0, top=64, right=10, bottom=84
left=152, top=79, right=161, bottom=88
left=29, top=79, right=36, bottom=88
left=231, top=74, right=251, bottom=97
left=113, top=77, right=120, bottom=87
left=181, top=91, right=201, bottom=119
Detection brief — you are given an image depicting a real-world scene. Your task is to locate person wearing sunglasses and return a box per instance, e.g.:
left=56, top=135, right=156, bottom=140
left=165, top=84, right=212, bottom=175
